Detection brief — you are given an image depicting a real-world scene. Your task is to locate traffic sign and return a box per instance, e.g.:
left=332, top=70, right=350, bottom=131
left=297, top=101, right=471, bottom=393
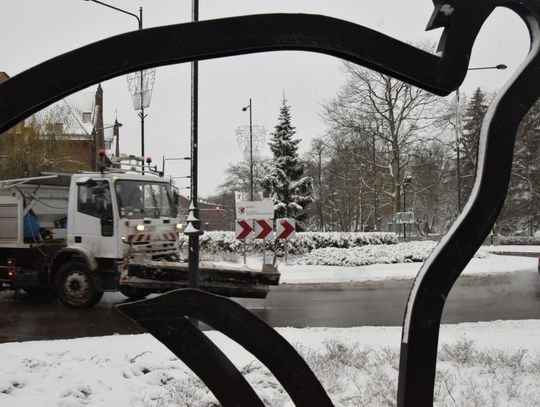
left=254, top=219, right=273, bottom=240
left=236, top=200, right=274, bottom=219
left=276, top=218, right=296, bottom=239
left=235, top=220, right=253, bottom=240
left=396, top=211, right=415, bottom=224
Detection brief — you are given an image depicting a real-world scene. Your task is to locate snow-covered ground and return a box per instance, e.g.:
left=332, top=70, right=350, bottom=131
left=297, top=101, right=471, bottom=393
left=279, top=254, right=537, bottom=284
left=1, top=245, right=540, bottom=406
left=214, top=248, right=538, bottom=285
left=2, top=321, right=540, bottom=406
left=488, top=245, right=540, bottom=253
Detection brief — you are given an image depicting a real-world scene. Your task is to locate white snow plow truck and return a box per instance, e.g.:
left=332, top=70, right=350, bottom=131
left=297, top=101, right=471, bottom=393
left=0, top=171, right=280, bottom=308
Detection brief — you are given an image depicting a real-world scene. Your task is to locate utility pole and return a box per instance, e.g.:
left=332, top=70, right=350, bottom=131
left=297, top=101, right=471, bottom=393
left=242, top=99, right=254, bottom=201
left=455, top=88, right=462, bottom=212
left=372, top=130, right=378, bottom=231
left=186, top=0, right=201, bottom=293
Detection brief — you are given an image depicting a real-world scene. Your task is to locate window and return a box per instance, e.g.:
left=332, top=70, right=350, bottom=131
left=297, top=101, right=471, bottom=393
left=78, top=180, right=112, bottom=219
left=115, top=180, right=177, bottom=219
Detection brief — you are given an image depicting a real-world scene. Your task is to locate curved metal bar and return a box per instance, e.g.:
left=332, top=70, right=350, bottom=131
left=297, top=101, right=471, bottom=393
left=128, top=312, right=265, bottom=407
left=117, top=289, right=335, bottom=407
left=0, top=10, right=493, bottom=134
left=1, top=2, right=538, bottom=405
left=398, top=1, right=540, bottom=405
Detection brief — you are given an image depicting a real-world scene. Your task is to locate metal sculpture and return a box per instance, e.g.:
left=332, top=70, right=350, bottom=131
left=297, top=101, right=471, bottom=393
left=118, top=289, right=333, bottom=406
left=2, top=1, right=540, bottom=405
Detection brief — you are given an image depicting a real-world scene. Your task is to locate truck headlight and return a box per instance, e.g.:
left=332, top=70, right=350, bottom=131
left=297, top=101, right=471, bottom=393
left=136, top=224, right=145, bottom=232
left=176, top=223, right=183, bottom=230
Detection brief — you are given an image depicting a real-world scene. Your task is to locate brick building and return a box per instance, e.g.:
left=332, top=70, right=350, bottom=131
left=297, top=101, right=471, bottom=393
left=0, top=72, right=116, bottom=175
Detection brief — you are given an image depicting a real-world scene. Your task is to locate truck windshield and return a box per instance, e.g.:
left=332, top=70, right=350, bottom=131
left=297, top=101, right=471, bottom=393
left=115, top=180, right=177, bottom=219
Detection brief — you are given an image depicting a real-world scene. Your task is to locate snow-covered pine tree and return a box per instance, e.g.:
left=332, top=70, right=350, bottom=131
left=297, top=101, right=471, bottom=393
left=460, top=87, right=489, bottom=202
left=262, top=98, right=313, bottom=229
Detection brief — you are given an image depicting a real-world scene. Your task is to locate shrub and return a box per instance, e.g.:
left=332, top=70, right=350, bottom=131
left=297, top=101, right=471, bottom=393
left=178, top=231, right=398, bottom=256
left=498, top=236, right=540, bottom=245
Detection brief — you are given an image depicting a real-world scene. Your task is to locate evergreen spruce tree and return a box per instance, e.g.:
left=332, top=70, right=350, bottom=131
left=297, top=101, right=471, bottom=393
left=262, top=98, right=313, bottom=229
left=499, top=99, right=540, bottom=234
left=460, top=87, right=488, bottom=201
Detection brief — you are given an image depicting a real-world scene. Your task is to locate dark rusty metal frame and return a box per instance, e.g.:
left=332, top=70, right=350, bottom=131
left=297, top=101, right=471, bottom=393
left=2, top=1, right=540, bottom=405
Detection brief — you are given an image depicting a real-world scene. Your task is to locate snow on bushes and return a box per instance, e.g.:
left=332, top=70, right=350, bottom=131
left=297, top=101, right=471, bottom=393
left=498, top=235, right=540, bottom=245
left=293, top=241, right=489, bottom=266
left=178, top=231, right=398, bottom=255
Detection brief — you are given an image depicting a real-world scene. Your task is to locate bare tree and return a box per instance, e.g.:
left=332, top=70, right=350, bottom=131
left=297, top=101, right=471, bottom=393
left=217, top=159, right=270, bottom=198
left=0, top=119, right=89, bottom=179
left=321, top=61, right=439, bottom=220
left=304, top=137, right=327, bottom=230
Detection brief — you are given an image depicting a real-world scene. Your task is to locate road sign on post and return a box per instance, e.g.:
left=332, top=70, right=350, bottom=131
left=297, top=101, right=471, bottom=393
left=254, top=219, right=273, bottom=240
left=235, top=219, right=253, bottom=265
left=276, top=218, right=295, bottom=240
left=235, top=200, right=274, bottom=220
left=396, top=212, right=415, bottom=224
left=235, top=219, right=253, bottom=240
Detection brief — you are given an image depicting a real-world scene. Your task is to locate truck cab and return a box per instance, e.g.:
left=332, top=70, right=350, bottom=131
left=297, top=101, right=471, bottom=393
left=54, top=172, right=182, bottom=307
left=0, top=171, right=182, bottom=308
left=68, top=172, right=181, bottom=261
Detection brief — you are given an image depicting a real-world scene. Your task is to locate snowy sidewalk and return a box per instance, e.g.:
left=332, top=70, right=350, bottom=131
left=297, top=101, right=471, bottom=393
left=279, top=254, right=536, bottom=284
left=2, top=320, right=540, bottom=406
left=217, top=253, right=537, bottom=285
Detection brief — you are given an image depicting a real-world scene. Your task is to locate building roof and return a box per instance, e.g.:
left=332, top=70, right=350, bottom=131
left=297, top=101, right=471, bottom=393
left=33, top=90, right=97, bottom=138
left=0, top=72, right=9, bottom=84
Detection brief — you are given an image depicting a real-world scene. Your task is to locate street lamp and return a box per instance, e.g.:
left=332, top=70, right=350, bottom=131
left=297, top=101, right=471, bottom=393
left=162, top=155, right=191, bottom=176
left=402, top=174, right=413, bottom=240
left=82, top=0, right=155, bottom=162
left=455, top=63, right=507, bottom=212
left=242, top=99, right=254, bottom=201
left=185, top=0, right=201, bottom=299
left=402, top=175, right=413, bottom=211
left=83, top=0, right=141, bottom=28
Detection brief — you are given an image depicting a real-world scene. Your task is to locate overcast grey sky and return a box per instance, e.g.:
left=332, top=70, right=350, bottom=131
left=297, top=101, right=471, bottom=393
left=0, top=1, right=530, bottom=196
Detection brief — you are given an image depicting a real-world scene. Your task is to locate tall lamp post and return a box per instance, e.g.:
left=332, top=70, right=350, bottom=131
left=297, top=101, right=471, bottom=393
left=455, top=64, right=507, bottom=212
left=402, top=175, right=413, bottom=240
left=242, top=99, right=254, bottom=201
left=185, top=0, right=202, bottom=297
left=82, top=0, right=155, bottom=162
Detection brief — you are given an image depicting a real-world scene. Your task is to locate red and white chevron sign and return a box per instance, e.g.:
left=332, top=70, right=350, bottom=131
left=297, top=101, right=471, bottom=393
left=235, top=219, right=253, bottom=240
left=276, top=218, right=296, bottom=240
left=254, top=219, right=273, bottom=240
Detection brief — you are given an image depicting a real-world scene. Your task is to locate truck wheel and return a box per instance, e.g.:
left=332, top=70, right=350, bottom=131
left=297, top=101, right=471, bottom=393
left=54, top=261, right=103, bottom=308
left=120, top=286, right=151, bottom=300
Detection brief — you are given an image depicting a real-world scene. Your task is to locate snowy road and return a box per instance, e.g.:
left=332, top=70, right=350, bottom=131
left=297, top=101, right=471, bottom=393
left=238, top=270, right=540, bottom=326
left=1, top=268, right=540, bottom=342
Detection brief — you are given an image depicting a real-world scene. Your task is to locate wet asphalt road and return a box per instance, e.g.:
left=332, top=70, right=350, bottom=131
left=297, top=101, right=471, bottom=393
left=1, top=270, right=540, bottom=343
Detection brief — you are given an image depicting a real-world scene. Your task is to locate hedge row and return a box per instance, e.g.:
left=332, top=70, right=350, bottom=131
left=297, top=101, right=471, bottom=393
left=289, top=240, right=489, bottom=266
left=178, top=231, right=398, bottom=255
left=294, top=241, right=437, bottom=266
left=497, top=236, right=540, bottom=245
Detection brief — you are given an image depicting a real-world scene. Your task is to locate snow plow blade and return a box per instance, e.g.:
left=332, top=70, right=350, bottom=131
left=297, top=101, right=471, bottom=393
left=125, top=261, right=280, bottom=298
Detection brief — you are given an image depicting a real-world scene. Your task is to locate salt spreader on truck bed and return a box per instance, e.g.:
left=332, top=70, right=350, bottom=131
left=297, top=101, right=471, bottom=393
left=0, top=170, right=280, bottom=308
